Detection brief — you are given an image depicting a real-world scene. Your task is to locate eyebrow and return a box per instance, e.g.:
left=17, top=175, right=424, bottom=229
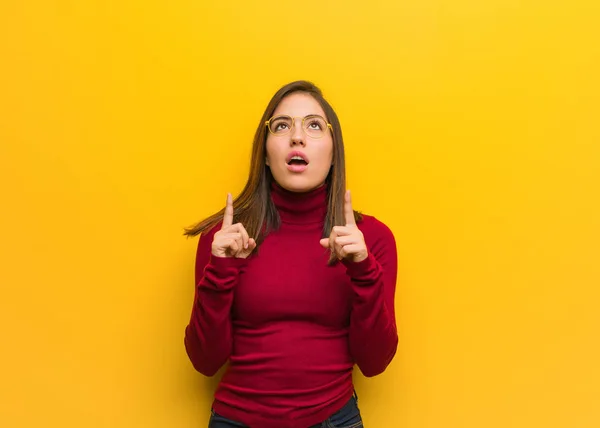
left=272, top=114, right=324, bottom=119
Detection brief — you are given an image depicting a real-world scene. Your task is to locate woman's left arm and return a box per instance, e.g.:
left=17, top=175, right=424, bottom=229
left=320, top=191, right=399, bottom=377
left=342, top=219, right=398, bottom=377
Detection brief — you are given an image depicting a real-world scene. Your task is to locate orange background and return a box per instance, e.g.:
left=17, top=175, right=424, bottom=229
left=1, top=1, right=599, bottom=427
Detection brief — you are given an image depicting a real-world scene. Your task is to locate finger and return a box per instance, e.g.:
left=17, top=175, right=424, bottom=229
left=344, top=190, right=356, bottom=226
left=332, top=226, right=353, bottom=236
left=227, top=238, right=239, bottom=254
left=222, top=223, right=250, bottom=249
left=326, top=239, right=342, bottom=260
left=328, top=230, right=339, bottom=248
left=338, top=244, right=363, bottom=258
left=335, top=236, right=356, bottom=246
left=219, top=232, right=242, bottom=241
left=237, top=223, right=250, bottom=249
left=237, top=238, right=257, bottom=259
left=222, top=193, right=234, bottom=229
left=333, top=238, right=346, bottom=256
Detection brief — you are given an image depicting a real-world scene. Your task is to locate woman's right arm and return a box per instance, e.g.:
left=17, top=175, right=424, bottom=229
left=184, top=194, right=256, bottom=376
left=184, top=226, right=247, bottom=376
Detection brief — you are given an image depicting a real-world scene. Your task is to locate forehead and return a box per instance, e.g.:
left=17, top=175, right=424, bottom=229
left=273, top=92, right=326, bottom=118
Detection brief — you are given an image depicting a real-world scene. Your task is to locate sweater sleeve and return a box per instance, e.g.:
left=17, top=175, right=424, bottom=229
left=342, top=218, right=399, bottom=377
left=184, top=224, right=248, bottom=376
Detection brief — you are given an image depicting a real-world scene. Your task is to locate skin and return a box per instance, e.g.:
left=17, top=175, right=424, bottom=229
left=211, top=93, right=368, bottom=263
left=319, top=189, right=368, bottom=263
left=265, top=92, right=333, bottom=193
left=211, top=193, right=257, bottom=258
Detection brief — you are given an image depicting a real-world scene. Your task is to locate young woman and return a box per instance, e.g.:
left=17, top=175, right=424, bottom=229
left=184, top=81, right=398, bottom=428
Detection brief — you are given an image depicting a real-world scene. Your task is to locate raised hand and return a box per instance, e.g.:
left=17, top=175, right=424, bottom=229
left=319, top=190, right=368, bottom=263
left=211, top=193, right=256, bottom=258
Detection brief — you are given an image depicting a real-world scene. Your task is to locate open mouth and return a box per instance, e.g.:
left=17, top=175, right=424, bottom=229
left=286, top=156, right=308, bottom=166
left=286, top=152, right=309, bottom=167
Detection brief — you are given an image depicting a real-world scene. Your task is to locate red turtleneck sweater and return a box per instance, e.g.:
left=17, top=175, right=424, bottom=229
left=184, top=183, right=398, bottom=428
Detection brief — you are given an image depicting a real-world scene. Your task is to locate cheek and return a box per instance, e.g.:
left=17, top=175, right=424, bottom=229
left=265, top=139, right=275, bottom=163
left=265, top=138, right=285, bottom=165
left=321, top=140, right=334, bottom=164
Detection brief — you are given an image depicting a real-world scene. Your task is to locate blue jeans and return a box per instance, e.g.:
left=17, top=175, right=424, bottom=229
left=208, top=391, right=363, bottom=428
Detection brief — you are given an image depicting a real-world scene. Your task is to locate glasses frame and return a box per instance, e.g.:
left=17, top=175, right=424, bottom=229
left=265, top=114, right=333, bottom=139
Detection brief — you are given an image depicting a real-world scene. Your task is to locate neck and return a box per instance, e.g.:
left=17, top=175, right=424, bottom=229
left=270, top=181, right=328, bottom=225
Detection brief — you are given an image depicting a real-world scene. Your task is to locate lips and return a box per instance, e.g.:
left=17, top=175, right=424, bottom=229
left=285, top=151, right=309, bottom=165
left=285, top=151, right=309, bottom=173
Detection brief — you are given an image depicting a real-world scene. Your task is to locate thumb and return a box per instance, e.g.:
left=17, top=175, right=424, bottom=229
left=237, top=238, right=257, bottom=259
left=319, top=238, right=330, bottom=248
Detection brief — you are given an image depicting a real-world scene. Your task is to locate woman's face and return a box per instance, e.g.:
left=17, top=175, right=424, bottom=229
left=265, top=93, right=334, bottom=193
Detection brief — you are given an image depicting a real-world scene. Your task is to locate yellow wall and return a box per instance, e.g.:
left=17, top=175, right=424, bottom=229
left=1, top=1, right=599, bottom=427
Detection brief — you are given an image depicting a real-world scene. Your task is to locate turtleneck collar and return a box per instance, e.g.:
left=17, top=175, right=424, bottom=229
left=270, top=181, right=328, bottom=225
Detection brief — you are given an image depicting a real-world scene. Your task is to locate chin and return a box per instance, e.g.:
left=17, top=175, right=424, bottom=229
left=276, top=177, right=326, bottom=193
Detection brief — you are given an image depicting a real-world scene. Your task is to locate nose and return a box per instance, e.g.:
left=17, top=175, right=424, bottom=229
left=290, top=117, right=305, bottom=146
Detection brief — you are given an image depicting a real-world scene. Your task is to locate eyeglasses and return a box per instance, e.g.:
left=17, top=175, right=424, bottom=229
left=265, top=114, right=333, bottom=139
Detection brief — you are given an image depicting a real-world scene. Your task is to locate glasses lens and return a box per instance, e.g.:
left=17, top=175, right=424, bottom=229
left=303, top=116, right=327, bottom=138
left=269, top=116, right=292, bottom=134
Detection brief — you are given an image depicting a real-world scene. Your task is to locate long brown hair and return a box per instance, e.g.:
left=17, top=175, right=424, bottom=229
left=183, top=80, right=361, bottom=263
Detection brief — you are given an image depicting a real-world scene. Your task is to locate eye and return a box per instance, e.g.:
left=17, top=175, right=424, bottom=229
left=270, top=117, right=292, bottom=133
left=307, top=119, right=323, bottom=130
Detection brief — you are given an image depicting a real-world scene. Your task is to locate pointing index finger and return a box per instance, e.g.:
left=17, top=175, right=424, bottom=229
left=222, top=193, right=234, bottom=228
left=344, top=190, right=356, bottom=226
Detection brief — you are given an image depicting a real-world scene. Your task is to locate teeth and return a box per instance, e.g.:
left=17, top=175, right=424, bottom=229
left=290, top=156, right=305, bottom=161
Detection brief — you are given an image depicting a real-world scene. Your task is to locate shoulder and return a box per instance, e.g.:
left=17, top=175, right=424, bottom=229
left=196, top=221, right=223, bottom=250
left=356, top=213, right=396, bottom=248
